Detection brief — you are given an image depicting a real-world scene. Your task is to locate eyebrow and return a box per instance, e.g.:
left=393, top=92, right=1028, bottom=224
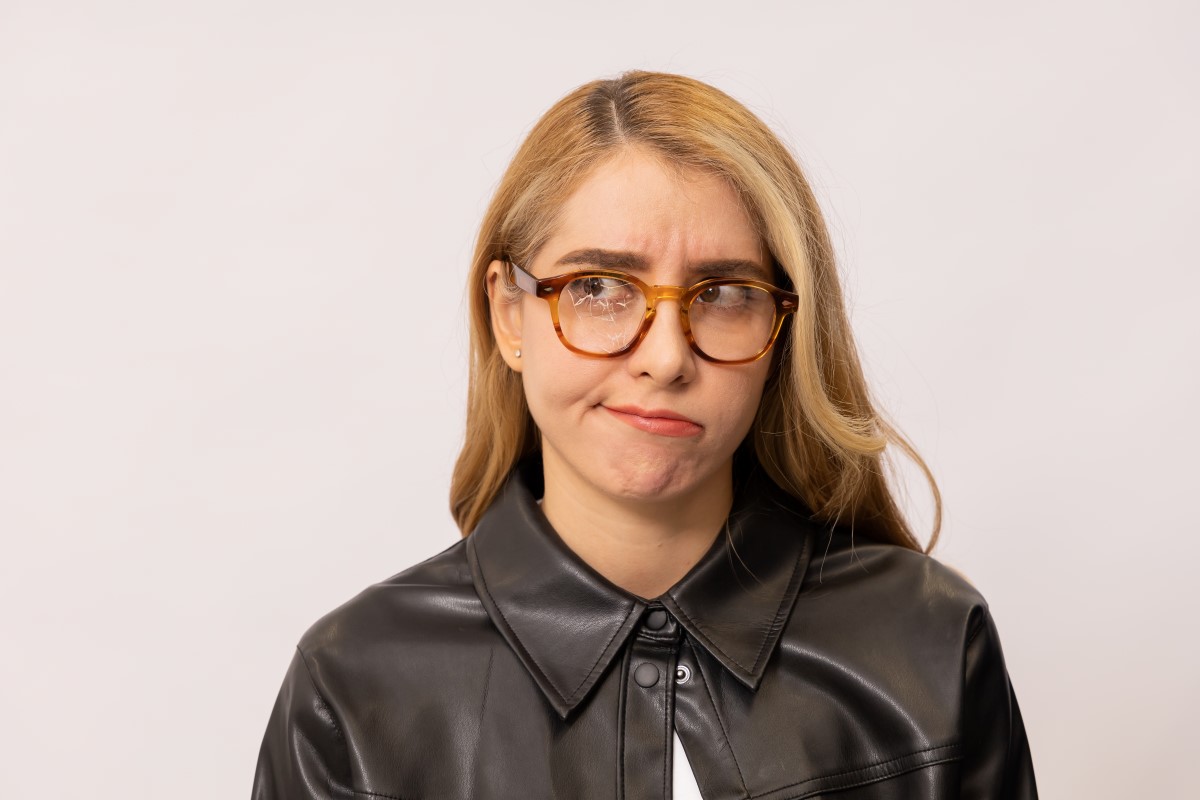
left=552, top=248, right=772, bottom=281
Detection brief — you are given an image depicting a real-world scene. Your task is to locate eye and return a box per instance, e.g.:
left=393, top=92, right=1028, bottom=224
left=695, top=284, right=747, bottom=306
left=570, top=275, right=635, bottom=301
left=582, top=277, right=619, bottom=296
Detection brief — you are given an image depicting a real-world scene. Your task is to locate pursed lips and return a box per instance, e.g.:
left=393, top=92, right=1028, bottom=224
left=600, top=404, right=702, bottom=437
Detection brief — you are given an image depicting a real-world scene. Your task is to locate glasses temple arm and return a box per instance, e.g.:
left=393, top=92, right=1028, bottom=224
left=508, top=261, right=541, bottom=296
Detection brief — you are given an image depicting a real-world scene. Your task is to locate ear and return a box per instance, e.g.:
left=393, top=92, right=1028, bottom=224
left=485, top=259, right=524, bottom=373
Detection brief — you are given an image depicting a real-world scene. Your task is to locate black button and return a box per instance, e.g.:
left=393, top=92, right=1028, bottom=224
left=633, top=663, right=659, bottom=687
left=644, top=609, right=668, bottom=630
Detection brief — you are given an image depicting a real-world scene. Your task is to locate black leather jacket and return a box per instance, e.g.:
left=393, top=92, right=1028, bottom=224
left=252, top=458, right=1037, bottom=799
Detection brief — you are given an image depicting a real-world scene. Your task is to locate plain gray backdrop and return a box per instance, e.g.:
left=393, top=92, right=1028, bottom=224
left=1, top=1, right=1196, bottom=797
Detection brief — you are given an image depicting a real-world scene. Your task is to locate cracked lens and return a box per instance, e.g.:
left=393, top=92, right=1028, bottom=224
left=564, top=278, right=641, bottom=353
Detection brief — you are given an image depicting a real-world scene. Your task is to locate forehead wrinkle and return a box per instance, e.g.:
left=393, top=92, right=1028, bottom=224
left=552, top=247, right=770, bottom=281
left=542, top=149, right=769, bottom=281
left=555, top=248, right=650, bottom=270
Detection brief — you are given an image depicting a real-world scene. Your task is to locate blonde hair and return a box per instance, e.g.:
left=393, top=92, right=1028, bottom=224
left=450, top=70, right=941, bottom=554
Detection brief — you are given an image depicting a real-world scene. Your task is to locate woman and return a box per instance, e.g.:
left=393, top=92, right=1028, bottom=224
left=252, top=71, right=1037, bottom=799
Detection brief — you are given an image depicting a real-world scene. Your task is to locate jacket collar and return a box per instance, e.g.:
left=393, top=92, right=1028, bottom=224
left=465, top=457, right=815, bottom=720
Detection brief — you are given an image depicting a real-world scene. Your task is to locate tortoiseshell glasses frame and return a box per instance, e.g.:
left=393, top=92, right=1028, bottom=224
left=505, top=260, right=799, bottom=365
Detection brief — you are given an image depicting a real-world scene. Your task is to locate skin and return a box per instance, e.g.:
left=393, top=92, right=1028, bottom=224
left=486, top=145, right=775, bottom=600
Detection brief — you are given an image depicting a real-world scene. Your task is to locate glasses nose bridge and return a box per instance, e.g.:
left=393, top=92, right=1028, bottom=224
left=646, top=283, right=687, bottom=307
left=638, top=283, right=692, bottom=351
left=633, top=283, right=696, bottom=369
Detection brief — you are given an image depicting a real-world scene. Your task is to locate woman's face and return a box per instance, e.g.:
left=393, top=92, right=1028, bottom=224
left=486, top=146, right=775, bottom=505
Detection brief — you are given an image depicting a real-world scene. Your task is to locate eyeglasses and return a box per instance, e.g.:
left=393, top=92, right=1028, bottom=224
left=506, top=260, right=798, bottom=364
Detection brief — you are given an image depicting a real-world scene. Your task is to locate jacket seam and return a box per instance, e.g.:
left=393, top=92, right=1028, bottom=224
left=965, top=606, right=989, bottom=647
left=965, top=605, right=1020, bottom=795
left=294, top=645, right=356, bottom=799
left=689, top=640, right=750, bottom=796
left=617, top=644, right=630, bottom=800
left=478, top=646, right=495, bottom=722
left=751, top=742, right=963, bottom=799
left=662, top=652, right=670, bottom=800
left=296, top=653, right=420, bottom=800
left=782, top=753, right=964, bottom=800
left=472, top=540, right=637, bottom=705
left=296, top=645, right=347, bottom=745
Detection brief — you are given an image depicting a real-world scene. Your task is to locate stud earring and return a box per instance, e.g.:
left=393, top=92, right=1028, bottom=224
left=515, top=349, right=521, bottom=358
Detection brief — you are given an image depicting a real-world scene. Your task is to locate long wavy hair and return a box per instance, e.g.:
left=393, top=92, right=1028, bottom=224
left=450, top=70, right=941, bottom=554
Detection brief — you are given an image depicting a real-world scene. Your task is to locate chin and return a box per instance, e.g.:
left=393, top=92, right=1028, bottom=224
left=597, top=452, right=702, bottom=501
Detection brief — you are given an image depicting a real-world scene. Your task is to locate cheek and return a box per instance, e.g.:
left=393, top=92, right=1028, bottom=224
left=520, top=346, right=608, bottom=425
left=708, top=365, right=772, bottom=429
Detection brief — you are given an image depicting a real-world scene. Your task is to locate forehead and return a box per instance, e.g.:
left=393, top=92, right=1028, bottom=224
left=541, top=147, right=767, bottom=277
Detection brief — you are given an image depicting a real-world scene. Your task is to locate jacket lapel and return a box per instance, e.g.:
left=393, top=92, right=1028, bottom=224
left=466, top=457, right=815, bottom=719
left=662, top=473, right=815, bottom=691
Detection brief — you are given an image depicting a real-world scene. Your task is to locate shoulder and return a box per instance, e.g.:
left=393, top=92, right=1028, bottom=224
left=294, top=537, right=493, bottom=668
left=794, top=528, right=992, bottom=649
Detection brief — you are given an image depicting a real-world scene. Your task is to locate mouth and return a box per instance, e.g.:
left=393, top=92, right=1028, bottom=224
left=600, top=404, right=703, bottom=438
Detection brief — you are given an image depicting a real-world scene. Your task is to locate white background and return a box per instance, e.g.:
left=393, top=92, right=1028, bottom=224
left=2, top=1, right=1196, bottom=797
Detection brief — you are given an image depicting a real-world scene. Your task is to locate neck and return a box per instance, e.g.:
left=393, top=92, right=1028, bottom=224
left=538, top=450, right=734, bottom=601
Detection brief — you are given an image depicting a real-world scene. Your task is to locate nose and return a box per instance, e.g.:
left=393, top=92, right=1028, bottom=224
left=625, top=297, right=697, bottom=385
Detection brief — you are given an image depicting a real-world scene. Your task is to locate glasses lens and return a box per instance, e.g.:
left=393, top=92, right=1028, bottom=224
left=688, top=284, right=777, bottom=361
left=558, top=275, right=645, bottom=354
